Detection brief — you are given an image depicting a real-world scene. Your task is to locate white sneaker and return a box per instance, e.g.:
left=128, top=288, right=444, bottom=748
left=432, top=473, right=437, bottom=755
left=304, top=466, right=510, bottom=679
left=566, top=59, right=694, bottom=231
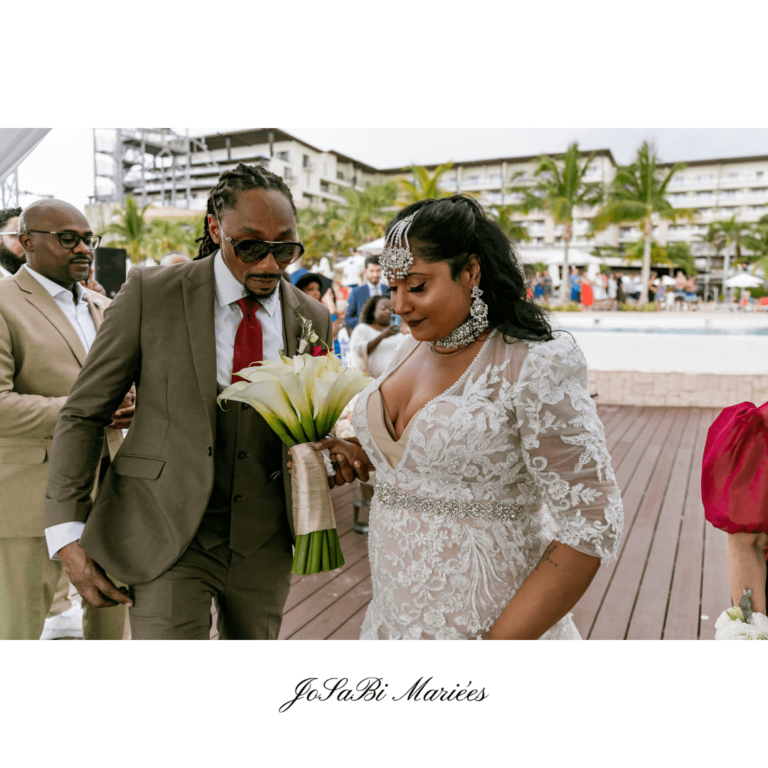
left=40, top=603, right=84, bottom=640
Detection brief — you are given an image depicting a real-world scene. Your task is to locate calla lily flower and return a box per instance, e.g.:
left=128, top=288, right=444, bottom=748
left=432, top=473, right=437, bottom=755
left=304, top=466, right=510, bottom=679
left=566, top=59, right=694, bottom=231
left=218, top=351, right=370, bottom=445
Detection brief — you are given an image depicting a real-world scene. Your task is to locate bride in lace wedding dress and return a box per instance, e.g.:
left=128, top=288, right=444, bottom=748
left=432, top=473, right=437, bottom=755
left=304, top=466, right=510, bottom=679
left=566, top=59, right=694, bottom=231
left=316, top=196, right=624, bottom=640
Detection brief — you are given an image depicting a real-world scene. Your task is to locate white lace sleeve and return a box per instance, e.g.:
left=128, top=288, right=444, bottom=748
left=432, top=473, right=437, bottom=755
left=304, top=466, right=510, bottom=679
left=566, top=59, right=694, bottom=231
left=513, top=337, right=623, bottom=564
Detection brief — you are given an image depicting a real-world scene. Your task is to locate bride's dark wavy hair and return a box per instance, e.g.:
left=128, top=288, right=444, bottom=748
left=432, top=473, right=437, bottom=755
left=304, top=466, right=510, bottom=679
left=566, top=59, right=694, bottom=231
left=386, top=195, right=553, bottom=343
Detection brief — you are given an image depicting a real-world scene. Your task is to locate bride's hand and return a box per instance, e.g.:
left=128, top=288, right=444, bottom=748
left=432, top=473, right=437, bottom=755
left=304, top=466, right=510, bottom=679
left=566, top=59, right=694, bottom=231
left=313, top=437, right=375, bottom=486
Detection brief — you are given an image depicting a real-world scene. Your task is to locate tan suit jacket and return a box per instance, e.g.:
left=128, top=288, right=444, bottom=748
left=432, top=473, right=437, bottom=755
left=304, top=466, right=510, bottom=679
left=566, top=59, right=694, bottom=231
left=45, top=256, right=333, bottom=585
left=0, top=268, right=121, bottom=538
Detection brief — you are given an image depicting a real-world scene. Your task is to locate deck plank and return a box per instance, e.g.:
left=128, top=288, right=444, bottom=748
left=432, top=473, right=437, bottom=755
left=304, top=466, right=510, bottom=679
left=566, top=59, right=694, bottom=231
left=663, top=409, right=716, bottom=640
left=573, top=407, right=677, bottom=636
left=588, top=408, right=690, bottom=639
left=625, top=409, right=700, bottom=639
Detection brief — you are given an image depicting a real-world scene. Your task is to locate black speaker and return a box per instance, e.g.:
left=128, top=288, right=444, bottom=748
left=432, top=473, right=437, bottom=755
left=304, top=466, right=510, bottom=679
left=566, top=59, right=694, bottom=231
left=94, top=247, right=127, bottom=299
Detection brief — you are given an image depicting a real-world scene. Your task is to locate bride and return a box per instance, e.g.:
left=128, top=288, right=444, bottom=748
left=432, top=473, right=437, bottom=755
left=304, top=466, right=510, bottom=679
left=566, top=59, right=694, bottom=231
left=316, top=195, right=624, bottom=640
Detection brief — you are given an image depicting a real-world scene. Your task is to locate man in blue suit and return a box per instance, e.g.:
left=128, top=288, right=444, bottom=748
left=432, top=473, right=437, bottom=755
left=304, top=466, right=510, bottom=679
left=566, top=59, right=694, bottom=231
left=345, top=256, right=388, bottom=331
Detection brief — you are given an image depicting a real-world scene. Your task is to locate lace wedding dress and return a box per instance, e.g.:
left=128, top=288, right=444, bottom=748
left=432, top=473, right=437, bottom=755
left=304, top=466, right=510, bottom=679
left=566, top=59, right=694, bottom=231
left=353, top=330, right=624, bottom=640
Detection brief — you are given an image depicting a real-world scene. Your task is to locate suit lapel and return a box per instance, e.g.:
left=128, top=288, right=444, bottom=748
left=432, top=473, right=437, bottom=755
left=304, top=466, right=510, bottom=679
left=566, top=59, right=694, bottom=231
left=15, top=268, right=88, bottom=367
left=280, top=277, right=302, bottom=358
left=182, top=258, right=218, bottom=441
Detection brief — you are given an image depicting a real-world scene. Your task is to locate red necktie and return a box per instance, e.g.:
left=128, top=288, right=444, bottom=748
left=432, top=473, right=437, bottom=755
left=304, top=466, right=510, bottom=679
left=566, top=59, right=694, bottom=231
left=231, top=298, right=263, bottom=383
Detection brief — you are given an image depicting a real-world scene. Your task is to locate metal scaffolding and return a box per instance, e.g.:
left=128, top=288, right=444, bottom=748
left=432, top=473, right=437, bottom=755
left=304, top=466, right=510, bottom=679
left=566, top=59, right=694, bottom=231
left=1, top=170, right=18, bottom=208
left=91, top=129, right=221, bottom=208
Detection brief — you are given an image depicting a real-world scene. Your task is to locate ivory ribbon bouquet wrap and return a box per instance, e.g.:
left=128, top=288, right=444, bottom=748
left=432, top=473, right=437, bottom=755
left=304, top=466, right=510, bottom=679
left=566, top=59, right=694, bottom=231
left=217, top=317, right=370, bottom=575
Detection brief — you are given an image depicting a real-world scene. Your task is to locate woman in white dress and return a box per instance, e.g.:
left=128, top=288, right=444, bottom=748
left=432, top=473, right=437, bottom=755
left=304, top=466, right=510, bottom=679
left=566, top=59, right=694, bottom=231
left=349, top=295, right=406, bottom=379
left=314, top=196, right=624, bottom=640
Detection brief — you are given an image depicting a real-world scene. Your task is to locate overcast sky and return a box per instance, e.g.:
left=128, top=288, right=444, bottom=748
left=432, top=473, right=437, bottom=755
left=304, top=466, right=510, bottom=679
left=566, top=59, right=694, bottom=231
left=10, top=127, right=768, bottom=214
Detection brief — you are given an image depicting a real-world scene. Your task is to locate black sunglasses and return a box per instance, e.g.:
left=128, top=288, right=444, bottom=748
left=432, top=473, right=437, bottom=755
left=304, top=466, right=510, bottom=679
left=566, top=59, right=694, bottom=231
left=226, top=237, right=305, bottom=265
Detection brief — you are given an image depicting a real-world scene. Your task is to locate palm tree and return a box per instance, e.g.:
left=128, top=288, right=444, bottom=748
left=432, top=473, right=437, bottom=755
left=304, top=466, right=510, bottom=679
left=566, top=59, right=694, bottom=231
left=592, top=141, right=694, bottom=305
left=741, top=216, right=768, bottom=285
left=297, top=203, right=356, bottom=267
left=103, top=197, right=151, bottom=263
left=513, top=142, right=604, bottom=304
left=701, top=216, right=753, bottom=301
left=593, top=240, right=697, bottom=277
left=339, top=181, right=398, bottom=244
left=398, top=163, right=453, bottom=204
left=491, top=205, right=530, bottom=242
left=147, top=219, right=195, bottom=260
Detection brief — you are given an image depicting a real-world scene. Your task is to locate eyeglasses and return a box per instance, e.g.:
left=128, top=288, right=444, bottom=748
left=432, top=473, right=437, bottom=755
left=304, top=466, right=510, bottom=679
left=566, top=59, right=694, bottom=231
left=218, top=222, right=303, bottom=265
left=24, top=230, right=101, bottom=250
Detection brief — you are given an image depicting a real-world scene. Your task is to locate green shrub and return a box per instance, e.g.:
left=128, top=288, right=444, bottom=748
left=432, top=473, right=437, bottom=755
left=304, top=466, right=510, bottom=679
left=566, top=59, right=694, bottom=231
left=618, top=302, right=658, bottom=312
left=540, top=303, right=583, bottom=312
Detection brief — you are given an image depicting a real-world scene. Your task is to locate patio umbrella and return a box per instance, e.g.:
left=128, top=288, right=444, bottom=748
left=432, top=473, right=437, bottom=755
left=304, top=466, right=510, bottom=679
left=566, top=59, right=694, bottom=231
left=724, top=273, right=763, bottom=288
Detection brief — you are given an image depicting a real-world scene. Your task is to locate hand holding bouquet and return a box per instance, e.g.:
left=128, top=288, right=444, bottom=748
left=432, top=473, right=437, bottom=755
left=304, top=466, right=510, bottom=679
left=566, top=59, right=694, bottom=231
left=217, top=316, right=370, bottom=575
left=714, top=589, right=768, bottom=640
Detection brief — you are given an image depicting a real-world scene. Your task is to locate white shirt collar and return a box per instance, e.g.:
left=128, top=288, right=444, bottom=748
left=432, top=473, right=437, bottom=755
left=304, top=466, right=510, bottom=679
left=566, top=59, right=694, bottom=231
left=0, top=264, right=13, bottom=278
left=213, top=249, right=280, bottom=317
left=22, top=264, right=87, bottom=303
left=366, top=280, right=381, bottom=294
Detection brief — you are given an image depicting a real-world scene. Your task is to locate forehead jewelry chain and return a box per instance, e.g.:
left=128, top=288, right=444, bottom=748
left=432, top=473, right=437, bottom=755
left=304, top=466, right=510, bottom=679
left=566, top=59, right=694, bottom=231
left=380, top=213, right=416, bottom=281
left=429, top=285, right=489, bottom=352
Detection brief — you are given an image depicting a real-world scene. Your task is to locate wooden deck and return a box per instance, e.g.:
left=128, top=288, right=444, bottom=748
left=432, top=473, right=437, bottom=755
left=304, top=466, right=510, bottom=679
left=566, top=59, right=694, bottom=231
left=278, top=405, right=730, bottom=640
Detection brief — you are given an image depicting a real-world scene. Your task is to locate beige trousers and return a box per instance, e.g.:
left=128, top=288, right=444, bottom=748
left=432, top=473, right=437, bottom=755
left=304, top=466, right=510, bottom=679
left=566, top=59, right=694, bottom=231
left=0, top=537, right=128, bottom=640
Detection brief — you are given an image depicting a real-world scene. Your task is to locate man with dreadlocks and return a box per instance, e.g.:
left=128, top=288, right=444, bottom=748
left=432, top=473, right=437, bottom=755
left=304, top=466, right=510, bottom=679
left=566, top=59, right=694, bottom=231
left=44, top=164, right=333, bottom=639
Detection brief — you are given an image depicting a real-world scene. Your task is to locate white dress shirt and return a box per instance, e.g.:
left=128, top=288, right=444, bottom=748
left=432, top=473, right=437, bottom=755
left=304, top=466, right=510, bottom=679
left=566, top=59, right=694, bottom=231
left=0, top=264, right=13, bottom=278
left=46, top=250, right=286, bottom=558
left=366, top=280, right=383, bottom=297
left=213, top=249, right=283, bottom=388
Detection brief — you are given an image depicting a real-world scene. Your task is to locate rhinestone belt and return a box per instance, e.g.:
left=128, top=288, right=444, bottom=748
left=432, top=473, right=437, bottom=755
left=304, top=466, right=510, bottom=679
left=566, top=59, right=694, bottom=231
left=374, top=480, right=522, bottom=523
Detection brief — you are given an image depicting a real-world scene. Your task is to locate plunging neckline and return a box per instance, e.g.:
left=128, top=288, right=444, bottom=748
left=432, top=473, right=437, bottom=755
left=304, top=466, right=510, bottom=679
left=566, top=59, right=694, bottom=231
left=366, top=329, right=499, bottom=472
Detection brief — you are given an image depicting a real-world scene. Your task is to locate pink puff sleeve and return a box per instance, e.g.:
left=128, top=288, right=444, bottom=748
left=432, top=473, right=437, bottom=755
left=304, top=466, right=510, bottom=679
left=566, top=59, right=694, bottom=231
left=701, top=401, right=768, bottom=537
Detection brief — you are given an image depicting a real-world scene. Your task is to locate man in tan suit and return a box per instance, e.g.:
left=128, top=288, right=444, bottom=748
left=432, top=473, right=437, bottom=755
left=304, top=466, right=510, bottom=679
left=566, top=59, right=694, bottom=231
left=46, top=165, right=334, bottom=639
left=0, top=199, right=133, bottom=640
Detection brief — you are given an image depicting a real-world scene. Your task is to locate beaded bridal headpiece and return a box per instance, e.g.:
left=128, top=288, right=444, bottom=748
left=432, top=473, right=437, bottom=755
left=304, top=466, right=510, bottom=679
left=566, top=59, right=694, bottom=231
left=380, top=213, right=417, bottom=281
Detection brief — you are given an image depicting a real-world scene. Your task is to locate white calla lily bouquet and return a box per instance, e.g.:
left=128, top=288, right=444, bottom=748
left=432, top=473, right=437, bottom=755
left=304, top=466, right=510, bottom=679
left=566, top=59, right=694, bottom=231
left=714, top=589, right=768, bottom=640
left=217, top=316, right=370, bottom=575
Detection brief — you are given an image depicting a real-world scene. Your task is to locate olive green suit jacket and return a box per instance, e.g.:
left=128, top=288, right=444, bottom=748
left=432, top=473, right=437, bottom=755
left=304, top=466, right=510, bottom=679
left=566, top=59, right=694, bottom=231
left=44, top=256, right=332, bottom=585
left=0, top=268, right=120, bottom=538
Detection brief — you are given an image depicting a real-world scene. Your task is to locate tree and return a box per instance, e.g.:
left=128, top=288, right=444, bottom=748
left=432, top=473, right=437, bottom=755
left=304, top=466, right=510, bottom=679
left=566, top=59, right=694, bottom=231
left=593, top=240, right=697, bottom=276
left=297, top=203, right=355, bottom=267
left=512, top=142, right=604, bottom=304
left=146, top=218, right=196, bottom=260
left=398, top=163, right=453, bottom=204
left=103, top=197, right=151, bottom=263
left=741, top=216, right=768, bottom=284
left=700, top=216, right=753, bottom=301
left=339, top=181, right=398, bottom=244
left=592, top=141, right=694, bottom=305
left=491, top=205, right=530, bottom=242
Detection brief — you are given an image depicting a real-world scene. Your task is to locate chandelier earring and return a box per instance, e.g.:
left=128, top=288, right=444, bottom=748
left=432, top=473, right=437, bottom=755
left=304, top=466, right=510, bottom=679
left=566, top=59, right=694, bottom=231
left=430, top=285, right=489, bottom=352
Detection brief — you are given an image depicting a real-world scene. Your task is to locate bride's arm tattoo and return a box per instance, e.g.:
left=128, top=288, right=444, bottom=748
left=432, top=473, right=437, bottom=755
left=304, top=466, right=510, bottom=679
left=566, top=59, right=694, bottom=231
left=534, top=541, right=559, bottom=571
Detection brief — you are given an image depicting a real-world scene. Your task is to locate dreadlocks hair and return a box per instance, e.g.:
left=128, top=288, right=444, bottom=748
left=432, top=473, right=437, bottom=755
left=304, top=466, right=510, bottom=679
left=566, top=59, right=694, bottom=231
left=195, top=164, right=297, bottom=260
left=0, top=207, right=22, bottom=231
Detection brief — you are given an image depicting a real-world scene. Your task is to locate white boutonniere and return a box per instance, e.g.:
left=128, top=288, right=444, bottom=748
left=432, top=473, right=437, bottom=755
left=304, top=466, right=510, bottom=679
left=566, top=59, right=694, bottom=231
left=92, top=297, right=104, bottom=310
left=297, top=313, right=319, bottom=355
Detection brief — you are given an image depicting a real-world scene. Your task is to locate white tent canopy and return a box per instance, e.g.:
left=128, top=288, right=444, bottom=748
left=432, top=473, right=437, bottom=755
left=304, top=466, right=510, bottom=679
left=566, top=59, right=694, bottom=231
left=518, top=246, right=603, bottom=266
left=724, top=272, right=763, bottom=288
left=0, top=128, right=51, bottom=184
left=357, top=237, right=385, bottom=256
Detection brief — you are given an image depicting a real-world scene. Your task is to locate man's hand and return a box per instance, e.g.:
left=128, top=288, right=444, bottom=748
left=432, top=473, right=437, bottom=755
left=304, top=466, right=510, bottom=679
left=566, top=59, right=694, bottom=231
left=81, top=267, right=107, bottom=297
left=109, top=384, right=136, bottom=429
left=58, top=541, right=133, bottom=608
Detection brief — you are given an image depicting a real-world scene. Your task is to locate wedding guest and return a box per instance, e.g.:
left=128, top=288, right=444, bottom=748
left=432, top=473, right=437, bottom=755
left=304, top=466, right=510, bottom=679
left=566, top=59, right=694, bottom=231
left=702, top=402, right=768, bottom=616
left=569, top=266, right=581, bottom=303
left=346, top=255, right=388, bottom=331
left=0, top=199, right=133, bottom=640
left=349, top=295, right=405, bottom=378
left=0, top=207, right=24, bottom=277
left=674, top=270, right=687, bottom=310
left=607, top=272, right=618, bottom=311
left=160, top=251, right=191, bottom=266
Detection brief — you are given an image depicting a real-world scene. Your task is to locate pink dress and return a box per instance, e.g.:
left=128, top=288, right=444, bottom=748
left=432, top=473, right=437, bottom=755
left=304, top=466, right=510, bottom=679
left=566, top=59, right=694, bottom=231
left=701, top=401, right=768, bottom=598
